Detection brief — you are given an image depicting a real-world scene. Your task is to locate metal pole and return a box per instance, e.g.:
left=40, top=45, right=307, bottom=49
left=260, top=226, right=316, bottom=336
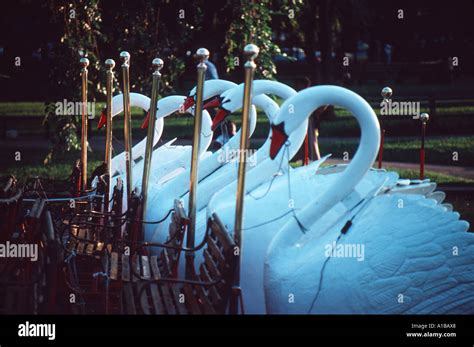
left=141, top=58, right=164, bottom=220
left=231, top=44, right=259, bottom=313
left=420, top=113, right=429, bottom=179
left=304, top=133, right=309, bottom=166
left=104, top=59, right=115, bottom=210
left=185, top=48, right=209, bottom=279
left=120, top=51, right=133, bottom=202
left=80, top=57, right=89, bottom=192
left=378, top=129, right=385, bottom=169
left=378, top=86, right=392, bottom=169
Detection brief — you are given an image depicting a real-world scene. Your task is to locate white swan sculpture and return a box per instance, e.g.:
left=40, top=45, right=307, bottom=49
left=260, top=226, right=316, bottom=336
left=264, top=85, right=474, bottom=314
left=180, top=80, right=300, bottom=213
left=144, top=79, right=242, bottom=241
left=123, top=94, right=213, bottom=192
left=202, top=84, right=459, bottom=313
left=97, top=92, right=165, bottom=177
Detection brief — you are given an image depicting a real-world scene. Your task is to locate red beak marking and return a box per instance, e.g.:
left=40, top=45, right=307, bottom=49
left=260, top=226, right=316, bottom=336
left=211, top=108, right=230, bottom=131
left=269, top=122, right=288, bottom=160
left=182, top=96, right=195, bottom=111
left=203, top=96, right=221, bottom=109
left=97, top=110, right=107, bottom=129
left=141, top=112, right=150, bottom=129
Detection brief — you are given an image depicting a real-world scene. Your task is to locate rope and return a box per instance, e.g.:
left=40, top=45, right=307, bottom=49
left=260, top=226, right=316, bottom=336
left=64, top=250, right=76, bottom=263
left=229, top=210, right=293, bottom=233
left=285, top=141, right=308, bottom=234
left=306, top=180, right=387, bottom=313
left=248, top=144, right=288, bottom=200
left=307, top=233, right=342, bottom=313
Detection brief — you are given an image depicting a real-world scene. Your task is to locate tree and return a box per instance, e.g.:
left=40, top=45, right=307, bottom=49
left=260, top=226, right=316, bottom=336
left=224, top=0, right=281, bottom=79
left=44, top=0, right=104, bottom=164
left=43, top=0, right=296, bottom=163
left=44, top=0, right=202, bottom=163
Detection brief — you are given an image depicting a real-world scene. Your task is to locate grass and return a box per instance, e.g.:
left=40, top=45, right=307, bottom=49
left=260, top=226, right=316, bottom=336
left=333, top=105, right=474, bottom=117
left=1, top=149, right=104, bottom=182
left=0, top=102, right=147, bottom=117
left=383, top=166, right=474, bottom=185
left=1, top=99, right=473, bottom=183
left=3, top=142, right=472, bottom=185
left=318, top=136, right=474, bottom=167
left=290, top=161, right=474, bottom=185
left=2, top=142, right=473, bottom=227
left=2, top=102, right=473, bottom=142
left=2, top=101, right=474, bottom=117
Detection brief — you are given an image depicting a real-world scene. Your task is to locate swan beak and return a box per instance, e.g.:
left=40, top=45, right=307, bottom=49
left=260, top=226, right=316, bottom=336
left=141, top=112, right=150, bottom=129
left=203, top=96, right=221, bottom=109
left=269, top=123, right=288, bottom=160
left=182, top=96, right=195, bottom=111
left=97, top=109, right=107, bottom=129
left=211, top=108, right=230, bottom=131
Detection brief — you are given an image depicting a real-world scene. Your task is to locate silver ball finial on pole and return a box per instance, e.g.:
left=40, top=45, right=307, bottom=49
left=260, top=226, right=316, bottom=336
left=244, top=44, right=259, bottom=61
left=80, top=57, right=90, bottom=68
left=105, top=58, right=115, bottom=70
left=195, top=48, right=210, bottom=62
left=120, top=51, right=130, bottom=65
left=152, top=58, right=164, bottom=72
left=381, top=86, right=392, bottom=102
left=420, top=112, right=430, bottom=123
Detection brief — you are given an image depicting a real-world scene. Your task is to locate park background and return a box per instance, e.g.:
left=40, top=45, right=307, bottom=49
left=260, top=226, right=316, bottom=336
left=0, top=0, right=473, bottom=224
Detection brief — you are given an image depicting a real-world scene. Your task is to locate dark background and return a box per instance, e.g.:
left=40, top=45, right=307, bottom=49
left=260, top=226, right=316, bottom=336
left=1, top=0, right=474, bottom=101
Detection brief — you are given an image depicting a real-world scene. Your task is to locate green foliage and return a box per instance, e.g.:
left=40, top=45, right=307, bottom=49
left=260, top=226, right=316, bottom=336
left=44, top=0, right=202, bottom=163
left=103, top=0, right=202, bottom=94
left=224, top=0, right=282, bottom=79
left=41, top=0, right=303, bottom=163
left=44, top=0, right=104, bottom=163
left=43, top=102, right=81, bottom=165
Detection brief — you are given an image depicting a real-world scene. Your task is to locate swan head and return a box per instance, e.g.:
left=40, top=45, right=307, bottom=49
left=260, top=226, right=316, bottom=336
left=140, top=95, right=188, bottom=129
left=181, top=79, right=237, bottom=113
left=97, top=108, right=107, bottom=129
left=98, top=92, right=151, bottom=130
left=140, top=111, right=151, bottom=129
left=206, top=80, right=298, bottom=131
left=204, top=93, right=233, bottom=131
left=182, top=95, right=195, bottom=112
left=269, top=122, right=289, bottom=160
left=269, top=86, right=381, bottom=228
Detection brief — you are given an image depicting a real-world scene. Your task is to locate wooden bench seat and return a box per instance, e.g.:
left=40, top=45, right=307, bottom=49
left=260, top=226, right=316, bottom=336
left=107, top=200, right=188, bottom=282
left=121, top=213, right=237, bottom=315
left=66, top=225, right=108, bottom=256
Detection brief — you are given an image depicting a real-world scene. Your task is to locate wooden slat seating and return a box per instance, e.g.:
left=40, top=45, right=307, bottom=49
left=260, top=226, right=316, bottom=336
left=66, top=225, right=108, bottom=256
left=63, top=179, right=125, bottom=258
left=106, top=199, right=188, bottom=284
left=62, top=216, right=113, bottom=314
left=95, top=199, right=187, bottom=314
left=121, top=213, right=237, bottom=315
left=61, top=209, right=127, bottom=313
left=61, top=182, right=125, bottom=314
